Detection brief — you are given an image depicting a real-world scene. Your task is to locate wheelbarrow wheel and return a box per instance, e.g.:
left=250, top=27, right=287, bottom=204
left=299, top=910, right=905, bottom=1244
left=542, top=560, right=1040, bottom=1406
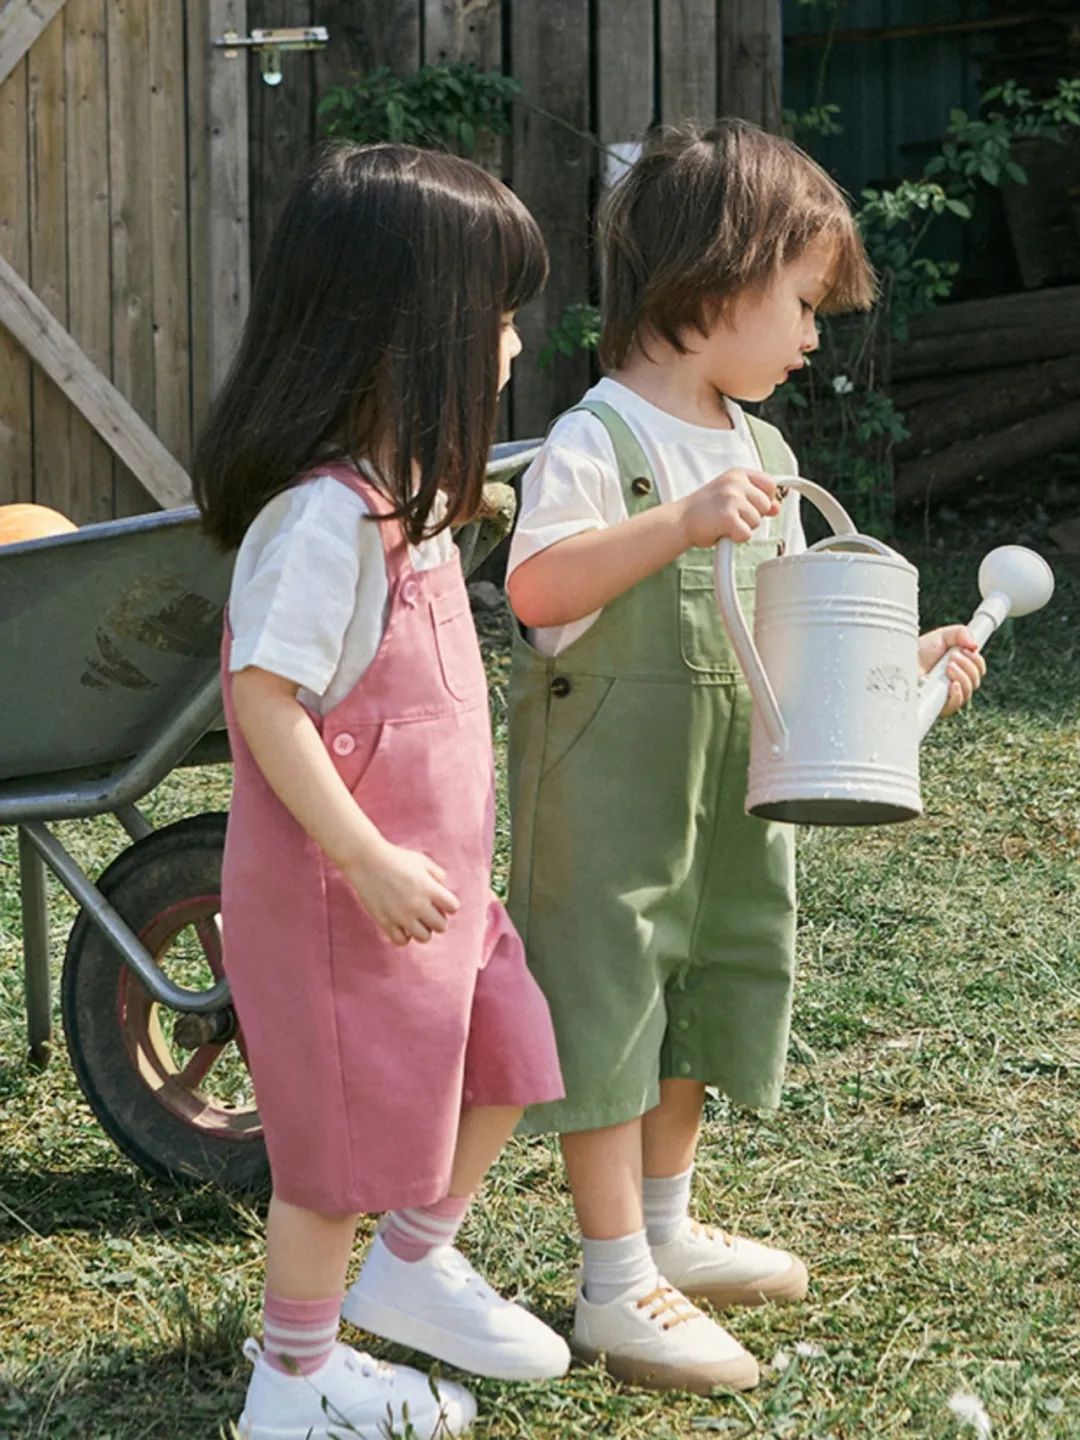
left=61, top=812, right=268, bottom=1191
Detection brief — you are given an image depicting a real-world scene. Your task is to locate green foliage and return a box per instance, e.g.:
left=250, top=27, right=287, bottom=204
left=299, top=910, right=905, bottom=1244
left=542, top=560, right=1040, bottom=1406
left=781, top=101, right=843, bottom=145
left=537, top=302, right=602, bottom=371
left=782, top=76, right=1080, bottom=523
left=317, top=62, right=519, bottom=155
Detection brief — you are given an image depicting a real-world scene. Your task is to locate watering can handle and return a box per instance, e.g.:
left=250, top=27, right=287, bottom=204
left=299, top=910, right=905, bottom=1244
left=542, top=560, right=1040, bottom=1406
left=714, top=476, right=859, bottom=757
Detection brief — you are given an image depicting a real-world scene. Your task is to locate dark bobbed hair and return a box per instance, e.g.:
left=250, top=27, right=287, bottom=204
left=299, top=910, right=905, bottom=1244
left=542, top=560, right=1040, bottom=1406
left=194, top=143, right=548, bottom=550
left=598, top=119, right=876, bottom=371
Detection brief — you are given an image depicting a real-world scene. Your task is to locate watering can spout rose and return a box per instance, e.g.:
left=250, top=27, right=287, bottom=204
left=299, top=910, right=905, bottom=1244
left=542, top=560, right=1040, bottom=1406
left=714, top=478, right=1055, bottom=827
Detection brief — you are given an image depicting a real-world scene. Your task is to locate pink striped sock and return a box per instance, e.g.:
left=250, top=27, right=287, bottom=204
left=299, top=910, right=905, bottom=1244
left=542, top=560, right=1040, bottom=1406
left=262, top=1291, right=341, bottom=1376
left=380, top=1192, right=472, bottom=1262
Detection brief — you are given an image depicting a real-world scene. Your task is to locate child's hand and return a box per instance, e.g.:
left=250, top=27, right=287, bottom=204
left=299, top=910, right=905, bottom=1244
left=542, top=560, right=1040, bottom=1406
left=918, top=624, right=987, bottom=717
left=679, top=468, right=780, bottom=548
left=345, top=843, right=461, bottom=947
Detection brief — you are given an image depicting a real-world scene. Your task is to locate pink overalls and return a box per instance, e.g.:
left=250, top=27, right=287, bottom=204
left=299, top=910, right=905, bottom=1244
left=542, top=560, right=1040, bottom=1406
left=220, top=464, right=564, bottom=1215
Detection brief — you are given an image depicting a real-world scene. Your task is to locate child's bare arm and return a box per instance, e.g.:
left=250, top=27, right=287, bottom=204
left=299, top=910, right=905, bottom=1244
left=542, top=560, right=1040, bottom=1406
left=509, top=467, right=778, bottom=629
left=231, top=667, right=459, bottom=945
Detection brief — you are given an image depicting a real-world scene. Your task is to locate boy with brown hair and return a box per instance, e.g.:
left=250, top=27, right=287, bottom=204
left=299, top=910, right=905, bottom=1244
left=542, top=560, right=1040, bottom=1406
left=506, top=120, right=983, bottom=1393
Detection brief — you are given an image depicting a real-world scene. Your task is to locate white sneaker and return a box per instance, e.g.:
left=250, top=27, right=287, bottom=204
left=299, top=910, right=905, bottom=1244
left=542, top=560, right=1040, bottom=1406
left=342, top=1234, right=570, bottom=1382
left=236, top=1337, right=476, bottom=1439
left=651, top=1218, right=808, bottom=1309
left=572, top=1278, right=759, bottom=1393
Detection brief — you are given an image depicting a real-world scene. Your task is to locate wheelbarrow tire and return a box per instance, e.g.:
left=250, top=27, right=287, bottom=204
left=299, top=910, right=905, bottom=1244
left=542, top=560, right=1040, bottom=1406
left=61, top=812, right=269, bottom=1192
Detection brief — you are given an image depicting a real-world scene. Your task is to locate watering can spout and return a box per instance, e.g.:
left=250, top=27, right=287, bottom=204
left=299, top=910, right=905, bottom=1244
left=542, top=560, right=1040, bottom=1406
left=916, top=545, right=1055, bottom=741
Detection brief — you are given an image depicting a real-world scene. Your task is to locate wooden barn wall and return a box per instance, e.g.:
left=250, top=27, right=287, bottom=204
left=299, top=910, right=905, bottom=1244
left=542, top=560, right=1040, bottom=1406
left=0, top=0, right=215, bottom=520
left=0, top=1, right=784, bottom=520
left=245, top=0, right=784, bottom=441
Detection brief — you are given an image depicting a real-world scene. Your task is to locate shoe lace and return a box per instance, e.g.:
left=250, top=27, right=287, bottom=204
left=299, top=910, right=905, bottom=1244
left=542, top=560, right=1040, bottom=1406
left=688, top=1219, right=734, bottom=1247
left=342, top=1348, right=394, bottom=1383
left=634, top=1284, right=702, bottom=1332
left=442, top=1247, right=502, bottom=1302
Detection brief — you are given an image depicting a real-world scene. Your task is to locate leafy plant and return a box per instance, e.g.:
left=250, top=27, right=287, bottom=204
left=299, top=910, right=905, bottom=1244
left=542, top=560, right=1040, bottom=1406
left=780, top=74, right=1080, bottom=523
left=537, top=302, right=602, bottom=371
left=318, top=62, right=520, bottom=156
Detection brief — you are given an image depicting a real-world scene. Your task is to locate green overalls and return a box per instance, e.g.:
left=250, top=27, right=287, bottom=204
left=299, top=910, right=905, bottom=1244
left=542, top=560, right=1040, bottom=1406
left=508, top=400, right=797, bottom=1136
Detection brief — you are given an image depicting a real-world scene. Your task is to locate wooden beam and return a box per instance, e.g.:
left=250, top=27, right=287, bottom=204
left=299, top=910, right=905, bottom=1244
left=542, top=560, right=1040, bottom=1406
left=206, top=0, right=250, bottom=399
left=0, top=251, right=192, bottom=508
left=718, top=0, right=783, bottom=131
left=0, top=0, right=67, bottom=88
left=785, top=13, right=1041, bottom=49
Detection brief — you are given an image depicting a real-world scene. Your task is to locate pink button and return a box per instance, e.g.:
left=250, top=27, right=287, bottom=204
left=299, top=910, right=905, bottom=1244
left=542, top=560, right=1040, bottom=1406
left=400, top=578, right=419, bottom=606
left=332, top=733, right=355, bottom=757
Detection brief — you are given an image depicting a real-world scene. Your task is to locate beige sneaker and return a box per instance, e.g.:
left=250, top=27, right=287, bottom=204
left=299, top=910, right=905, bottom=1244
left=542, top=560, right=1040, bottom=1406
left=571, top=1278, right=759, bottom=1393
left=651, top=1218, right=808, bottom=1309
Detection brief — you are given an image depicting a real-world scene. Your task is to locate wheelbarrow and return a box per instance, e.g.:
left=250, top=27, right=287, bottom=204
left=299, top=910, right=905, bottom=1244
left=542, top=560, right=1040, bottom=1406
left=1, top=441, right=538, bottom=1191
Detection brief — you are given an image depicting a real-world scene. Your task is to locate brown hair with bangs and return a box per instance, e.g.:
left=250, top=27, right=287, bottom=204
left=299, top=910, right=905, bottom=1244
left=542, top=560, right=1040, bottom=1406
left=598, top=118, right=875, bottom=371
left=195, top=143, right=548, bottom=550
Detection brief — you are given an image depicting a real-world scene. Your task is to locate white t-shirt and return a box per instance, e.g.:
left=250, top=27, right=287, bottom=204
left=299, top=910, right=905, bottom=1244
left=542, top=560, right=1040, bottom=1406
left=506, top=377, right=806, bottom=656
left=227, top=472, right=455, bottom=714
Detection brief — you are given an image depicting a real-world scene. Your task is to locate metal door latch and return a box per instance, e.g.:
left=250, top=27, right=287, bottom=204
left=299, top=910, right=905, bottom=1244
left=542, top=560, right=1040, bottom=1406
left=213, top=26, right=329, bottom=87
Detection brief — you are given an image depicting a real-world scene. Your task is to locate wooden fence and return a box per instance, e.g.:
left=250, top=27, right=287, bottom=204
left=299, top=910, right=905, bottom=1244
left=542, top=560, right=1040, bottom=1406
left=248, top=0, right=783, bottom=439
left=0, top=0, right=782, bottom=520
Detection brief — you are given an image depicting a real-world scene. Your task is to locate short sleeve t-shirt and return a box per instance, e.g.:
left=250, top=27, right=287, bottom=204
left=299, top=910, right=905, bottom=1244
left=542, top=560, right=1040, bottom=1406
left=507, top=377, right=806, bottom=656
left=227, top=471, right=455, bottom=714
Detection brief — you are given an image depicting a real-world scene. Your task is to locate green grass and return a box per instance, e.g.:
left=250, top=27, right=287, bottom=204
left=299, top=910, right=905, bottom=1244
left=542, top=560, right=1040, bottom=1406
left=2, top=549, right=1078, bottom=1439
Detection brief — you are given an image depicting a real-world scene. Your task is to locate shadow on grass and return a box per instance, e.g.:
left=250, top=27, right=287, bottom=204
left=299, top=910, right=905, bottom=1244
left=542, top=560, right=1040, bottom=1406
left=0, top=1163, right=259, bottom=1242
left=2, top=1342, right=244, bottom=1440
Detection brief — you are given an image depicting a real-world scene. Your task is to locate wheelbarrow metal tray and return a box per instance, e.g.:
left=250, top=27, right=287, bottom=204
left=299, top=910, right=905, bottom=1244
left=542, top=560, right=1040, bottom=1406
left=0, top=507, right=232, bottom=794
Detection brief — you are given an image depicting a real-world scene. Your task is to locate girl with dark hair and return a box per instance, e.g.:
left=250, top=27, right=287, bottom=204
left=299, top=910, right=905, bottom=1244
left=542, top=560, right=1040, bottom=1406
left=195, top=143, right=567, bottom=1440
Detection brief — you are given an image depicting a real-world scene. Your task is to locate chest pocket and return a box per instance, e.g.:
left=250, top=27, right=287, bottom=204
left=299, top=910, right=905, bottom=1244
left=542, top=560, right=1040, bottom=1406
left=431, top=589, right=487, bottom=703
left=678, top=539, right=781, bottom=677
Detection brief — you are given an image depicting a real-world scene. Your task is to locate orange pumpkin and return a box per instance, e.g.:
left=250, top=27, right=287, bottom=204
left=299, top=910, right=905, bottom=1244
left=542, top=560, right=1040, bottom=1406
left=0, top=503, right=78, bottom=546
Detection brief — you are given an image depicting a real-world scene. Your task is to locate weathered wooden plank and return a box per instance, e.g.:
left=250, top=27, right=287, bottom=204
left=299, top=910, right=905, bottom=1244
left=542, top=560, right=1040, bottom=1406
left=64, top=0, right=113, bottom=523
left=186, top=0, right=212, bottom=439
left=905, top=283, right=1080, bottom=341
left=0, top=252, right=192, bottom=507
left=424, top=0, right=504, bottom=175
left=315, top=0, right=420, bottom=92
left=107, top=0, right=155, bottom=514
left=510, top=1, right=592, bottom=437
left=0, top=0, right=67, bottom=88
left=0, top=55, right=32, bottom=503
left=148, top=0, right=191, bottom=470
left=424, top=0, right=500, bottom=65
left=718, top=0, right=783, bottom=131
left=659, top=0, right=717, bottom=124
left=248, top=0, right=314, bottom=280
left=596, top=0, right=653, bottom=157
left=207, top=0, right=251, bottom=399
left=28, top=6, right=71, bottom=513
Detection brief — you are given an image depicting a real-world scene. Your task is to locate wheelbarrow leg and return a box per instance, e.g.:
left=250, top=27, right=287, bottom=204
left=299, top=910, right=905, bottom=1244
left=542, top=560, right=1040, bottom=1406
left=18, top=826, right=52, bottom=1067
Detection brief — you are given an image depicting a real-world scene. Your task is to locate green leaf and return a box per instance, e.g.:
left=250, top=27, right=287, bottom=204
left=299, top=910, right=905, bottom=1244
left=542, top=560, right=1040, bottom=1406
left=945, top=199, right=971, bottom=217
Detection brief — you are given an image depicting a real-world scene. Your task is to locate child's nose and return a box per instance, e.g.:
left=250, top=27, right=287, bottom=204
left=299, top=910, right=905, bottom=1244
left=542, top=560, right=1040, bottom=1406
left=802, top=317, right=820, bottom=353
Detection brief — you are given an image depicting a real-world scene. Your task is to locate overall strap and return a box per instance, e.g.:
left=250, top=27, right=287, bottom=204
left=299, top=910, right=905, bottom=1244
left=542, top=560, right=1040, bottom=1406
left=744, top=413, right=791, bottom=477
left=571, top=400, right=659, bottom=515
left=308, top=460, right=413, bottom=580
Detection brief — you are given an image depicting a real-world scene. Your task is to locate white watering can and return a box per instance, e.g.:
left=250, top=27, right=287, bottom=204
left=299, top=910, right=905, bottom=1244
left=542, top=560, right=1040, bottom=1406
left=714, top=478, right=1055, bottom=826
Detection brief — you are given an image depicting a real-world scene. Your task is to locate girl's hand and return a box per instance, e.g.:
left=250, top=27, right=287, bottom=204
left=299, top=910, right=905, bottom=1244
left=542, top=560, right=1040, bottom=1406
left=678, top=468, right=780, bottom=548
left=918, top=624, right=987, bottom=717
left=345, top=843, right=461, bottom=948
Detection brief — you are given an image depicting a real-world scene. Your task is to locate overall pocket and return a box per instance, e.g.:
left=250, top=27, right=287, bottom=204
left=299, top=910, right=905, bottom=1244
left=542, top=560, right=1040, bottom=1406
left=678, top=540, right=780, bottom=676
left=431, top=590, right=487, bottom=702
